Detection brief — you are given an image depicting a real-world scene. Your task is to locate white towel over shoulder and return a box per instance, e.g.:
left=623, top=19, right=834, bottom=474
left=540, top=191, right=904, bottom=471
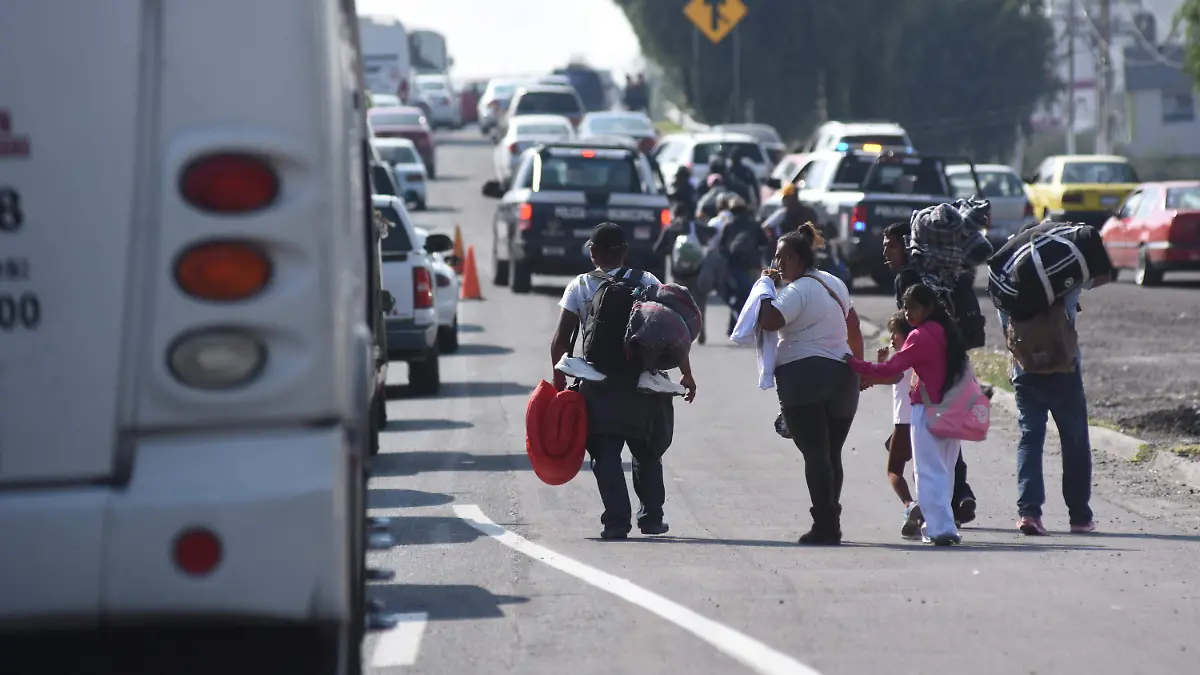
left=729, top=276, right=779, bottom=390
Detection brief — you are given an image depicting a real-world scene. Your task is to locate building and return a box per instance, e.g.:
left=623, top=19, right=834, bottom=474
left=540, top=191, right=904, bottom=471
left=1123, top=42, right=1200, bottom=157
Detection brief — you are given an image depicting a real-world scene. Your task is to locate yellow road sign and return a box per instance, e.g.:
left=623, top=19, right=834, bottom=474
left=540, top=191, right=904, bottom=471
left=683, top=0, right=748, bottom=44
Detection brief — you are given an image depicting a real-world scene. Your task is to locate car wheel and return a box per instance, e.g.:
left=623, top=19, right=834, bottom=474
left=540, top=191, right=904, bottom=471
left=415, top=198, right=427, bottom=211
left=408, top=345, right=441, bottom=395
left=438, top=315, right=460, bottom=354
left=511, top=259, right=533, bottom=294
left=1135, top=247, right=1163, bottom=287
left=493, top=240, right=510, bottom=286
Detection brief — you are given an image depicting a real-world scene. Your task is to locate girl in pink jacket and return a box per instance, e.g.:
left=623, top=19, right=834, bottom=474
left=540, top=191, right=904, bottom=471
left=846, top=284, right=969, bottom=546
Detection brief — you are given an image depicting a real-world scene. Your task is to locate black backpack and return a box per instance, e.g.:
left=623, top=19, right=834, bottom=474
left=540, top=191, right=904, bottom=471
left=581, top=268, right=646, bottom=388
left=947, top=272, right=986, bottom=350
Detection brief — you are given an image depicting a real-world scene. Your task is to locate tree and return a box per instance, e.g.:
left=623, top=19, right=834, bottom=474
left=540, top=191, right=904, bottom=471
left=1179, top=0, right=1200, bottom=88
left=617, top=0, right=1058, bottom=160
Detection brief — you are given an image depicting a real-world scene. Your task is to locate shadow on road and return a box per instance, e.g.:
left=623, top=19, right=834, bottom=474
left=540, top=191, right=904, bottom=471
left=430, top=173, right=470, bottom=182
left=381, top=515, right=491, bottom=545
left=371, top=450, right=532, bottom=476
left=451, top=343, right=515, bottom=356
left=458, top=323, right=485, bottom=333
left=386, top=380, right=533, bottom=399
left=623, top=535, right=1131, bottom=553
left=383, top=418, right=474, bottom=432
left=968, top=525, right=1200, bottom=544
left=367, top=488, right=455, bottom=509
left=418, top=205, right=459, bottom=214
left=369, top=583, right=530, bottom=621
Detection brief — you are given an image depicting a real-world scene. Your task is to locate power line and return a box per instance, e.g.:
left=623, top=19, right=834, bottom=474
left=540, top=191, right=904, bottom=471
left=1119, top=1, right=1184, bottom=69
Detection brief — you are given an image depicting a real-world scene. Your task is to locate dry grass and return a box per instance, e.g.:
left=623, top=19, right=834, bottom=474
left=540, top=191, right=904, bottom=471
left=971, top=349, right=1014, bottom=393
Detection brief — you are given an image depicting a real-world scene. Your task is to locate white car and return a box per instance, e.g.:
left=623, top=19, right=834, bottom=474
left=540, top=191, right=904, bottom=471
left=413, top=74, right=462, bottom=129
left=493, top=114, right=575, bottom=183
left=414, top=226, right=461, bottom=353
left=370, top=92, right=402, bottom=108
left=713, top=123, right=787, bottom=166
left=373, top=195, right=451, bottom=394
left=477, top=78, right=526, bottom=134
left=372, top=137, right=428, bottom=210
left=652, top=131, right=772, bottom=188
left=578, top=110, right=658, bottom=155
left=948, top=163, right=1036, bottom=246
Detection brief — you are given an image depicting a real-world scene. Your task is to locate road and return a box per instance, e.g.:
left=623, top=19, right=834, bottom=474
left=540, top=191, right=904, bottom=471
left=362, top=129, right=1200, bottom=675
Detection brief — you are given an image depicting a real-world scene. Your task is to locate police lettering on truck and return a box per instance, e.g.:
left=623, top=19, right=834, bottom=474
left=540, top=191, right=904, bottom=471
left=0, top=187, right=39, bottom=331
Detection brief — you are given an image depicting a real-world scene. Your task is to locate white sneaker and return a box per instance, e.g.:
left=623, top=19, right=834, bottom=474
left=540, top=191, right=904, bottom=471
left=638, top=370, right=685, bottom=395
left=555, top=355, right=606, bottom=382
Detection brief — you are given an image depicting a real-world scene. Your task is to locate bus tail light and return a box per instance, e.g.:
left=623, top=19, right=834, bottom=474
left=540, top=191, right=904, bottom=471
left=175, top=241, right=272, bottom=301
left=180, top=154, right=279, bottom=214
left=168, top=329, right=266, bottom=390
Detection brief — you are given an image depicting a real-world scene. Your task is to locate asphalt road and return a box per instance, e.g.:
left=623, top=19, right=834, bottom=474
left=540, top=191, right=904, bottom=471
left=362, top=129, right=1200, bottom=675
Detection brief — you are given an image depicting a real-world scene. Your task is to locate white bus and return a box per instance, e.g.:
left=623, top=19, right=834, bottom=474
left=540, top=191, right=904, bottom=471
left=359, top=13, right=417, bottom=104
left=411, top=29, right=451, bottom=75
left=0, top=0, right=382, bottom=671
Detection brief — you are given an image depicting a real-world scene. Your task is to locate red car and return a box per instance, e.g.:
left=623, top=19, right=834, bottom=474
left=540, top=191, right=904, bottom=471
left=459, top=79, right=486, bottom=125
left=369, top=106, right=437, bottom=179
left=1101, top=180, right=1200, bottom=286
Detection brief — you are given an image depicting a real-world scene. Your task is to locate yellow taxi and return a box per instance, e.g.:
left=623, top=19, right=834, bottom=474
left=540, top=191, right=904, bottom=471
left=1024, top=154, right=1141, bottom=226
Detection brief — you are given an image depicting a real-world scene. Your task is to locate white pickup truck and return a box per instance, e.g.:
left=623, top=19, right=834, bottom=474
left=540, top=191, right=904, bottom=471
left=372, top=195, right=453, bottom=395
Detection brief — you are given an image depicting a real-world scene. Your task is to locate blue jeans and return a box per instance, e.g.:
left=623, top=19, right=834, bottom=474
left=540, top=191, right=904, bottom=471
left=1013, top=369, right=1093, bottom=525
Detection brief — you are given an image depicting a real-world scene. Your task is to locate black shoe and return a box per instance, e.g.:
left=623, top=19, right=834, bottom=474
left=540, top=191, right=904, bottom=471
left=639, top=521, right=670, bottom=536
left=954, top=497, right=977, bottom=526
left=931, top=534, right=962, bottom=547
left=600, top=527, right=629, bottom=540
left=798, top=507, right=841, bottom=545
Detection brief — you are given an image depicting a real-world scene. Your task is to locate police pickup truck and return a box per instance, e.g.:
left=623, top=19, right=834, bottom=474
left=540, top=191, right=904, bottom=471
left=482, top=141, right=671, bottom=293
left=765, top=148, right=980, bottom=289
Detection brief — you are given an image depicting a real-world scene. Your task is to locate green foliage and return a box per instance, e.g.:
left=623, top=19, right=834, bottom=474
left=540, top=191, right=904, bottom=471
left=618, top=0, right=1058, bottom=160
left=1179, top=0, right=1200, bottom=88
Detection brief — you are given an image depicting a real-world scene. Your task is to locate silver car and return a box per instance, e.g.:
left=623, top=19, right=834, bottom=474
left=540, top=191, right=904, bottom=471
left=413, top=74, right=462, bottom=129
left=948, top=163, right=1035, bottom=246
left=493, top=114, right=575, bottom=183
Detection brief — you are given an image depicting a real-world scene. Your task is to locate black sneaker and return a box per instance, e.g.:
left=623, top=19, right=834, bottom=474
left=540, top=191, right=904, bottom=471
left=600, top=527, right=629, bottom=540
left=931, top=534, right=962, bottom=547
left=639, top=522, right=670, bottom=536
left=954, top=497, right=977, bottom=526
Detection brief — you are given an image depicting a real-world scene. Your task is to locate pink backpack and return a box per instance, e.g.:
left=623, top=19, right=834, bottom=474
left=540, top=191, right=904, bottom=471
left=918, top=360, right=990, bottom=442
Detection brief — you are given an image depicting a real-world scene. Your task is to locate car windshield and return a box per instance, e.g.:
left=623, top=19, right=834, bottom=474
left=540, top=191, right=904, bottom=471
left=375, top=145, right=420, bottom=164
left=950, top=170, right=1024, bottom=198
left=1166, top=186, right=1200, bottom=209
left=516, top=124, right=572, bottom=136
left=515, top=92, right=581, bottom=115
left=537, top=152, right=642, bottom=193
left=1061, top=161, right=1137, bottom=184
left=832, top=154, right=949, bottom=195
left=692, top=141, right=765, bottom=165
left=370, top=111, right=423, bottom=126
left=377, top=207, right=414, bottom=253
left=416, top=80, right=445, bottom=91
left=587, top=116, right=652, bottom=134
left=839, top=134, right=908, bottom=148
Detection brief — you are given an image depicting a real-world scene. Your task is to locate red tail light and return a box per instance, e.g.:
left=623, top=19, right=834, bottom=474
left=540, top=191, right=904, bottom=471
left=518, top=202, right=533, bottom=231
left=413, top=267, right=434, bottom=309
left=1024, top=201, right=1034, bottom=218
left=174, top=528, right=222, bottom=577
left=851, top=205, right=868, bottom=233
left=1169, top=213, right=1200, bottom=244
left=180, top=154, right=279, bottom=213
left=509, top=142, right=519, bottom=155
left=660, top=208, right=672, bottom=230
left=638, top=137, right=656, bottom=154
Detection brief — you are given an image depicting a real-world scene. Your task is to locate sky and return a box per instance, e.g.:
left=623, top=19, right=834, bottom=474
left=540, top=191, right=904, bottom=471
left=356, top=0, right=645, bottom=80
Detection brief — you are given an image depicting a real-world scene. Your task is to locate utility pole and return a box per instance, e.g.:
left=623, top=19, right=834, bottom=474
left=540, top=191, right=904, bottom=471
left=731, top=23, right=741, bottom=123
left=1065, top=0, right=1077, bottom=154
left=1096, top=0, right=1114, bottom=154
left=691, top=27, right=700, bottom=116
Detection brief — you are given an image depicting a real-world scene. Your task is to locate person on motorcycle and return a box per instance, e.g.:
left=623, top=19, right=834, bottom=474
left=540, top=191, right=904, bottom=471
left=669, top=166, right=697, bottom=217
left=696, top=174, right=731, bottom=221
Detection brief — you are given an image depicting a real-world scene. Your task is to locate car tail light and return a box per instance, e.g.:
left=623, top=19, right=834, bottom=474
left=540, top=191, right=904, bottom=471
left=518, top=202, right=533, bottom=231
left=639, top=137, right=656, bottom=154
left=180, top=154, right=279, bottom=213
left=851, top=205, right=868, bottom=233
left=1169, top=213, right=1200, bottom=244
left=509, top=142, right=520, bottom=155
left=660, top=208, right=671, bottom=230
left=168, top=329, right=266, bottom=390
left=175, top=241, right=271, bottom=301
left=1024, top=201, right=1034, bottom=218
left=413, top=267, right=435, bottom=309
left=173, top=528, right=222, bottom=576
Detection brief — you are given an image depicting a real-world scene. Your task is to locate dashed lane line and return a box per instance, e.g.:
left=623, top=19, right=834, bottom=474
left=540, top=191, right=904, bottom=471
left=371, top=612, right=429, bottom=668
left=453, top=504, right=823, bottom=675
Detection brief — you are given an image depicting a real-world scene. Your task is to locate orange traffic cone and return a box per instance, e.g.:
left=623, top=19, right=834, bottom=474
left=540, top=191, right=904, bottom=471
left=460, top=245, right=483, bottom=300
left=452, top=224, right=465, bottom=274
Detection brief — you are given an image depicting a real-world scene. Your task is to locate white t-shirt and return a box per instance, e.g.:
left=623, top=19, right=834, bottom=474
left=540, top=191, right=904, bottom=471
left=559, top=268, right=662, bottom=328
left=771, top=270, right=853, bottom=367
left=892, top=371, right=914, bottom=425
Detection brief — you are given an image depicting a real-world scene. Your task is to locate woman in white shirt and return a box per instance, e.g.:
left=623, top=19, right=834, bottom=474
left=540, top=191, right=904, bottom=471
left=757, top=224, right=865, bottom=545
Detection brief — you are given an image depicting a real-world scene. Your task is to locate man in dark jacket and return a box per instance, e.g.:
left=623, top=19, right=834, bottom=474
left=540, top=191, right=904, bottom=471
left=654, top=202, right=717, bottom=344
left=761, top=183, right=820, bottom=238
left=695, top=174, right=731, bottom=221
left=729, top=150, right=760, bottom=207
left=668, top=166, right=696, bottom=216
left=715, top=195, right=768, bottom=334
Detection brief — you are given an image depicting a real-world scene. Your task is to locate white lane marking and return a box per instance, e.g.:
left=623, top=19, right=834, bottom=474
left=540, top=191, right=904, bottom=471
left=453, top=504, right=822, bottom=675
left=371, top=612, right=429, bottom=668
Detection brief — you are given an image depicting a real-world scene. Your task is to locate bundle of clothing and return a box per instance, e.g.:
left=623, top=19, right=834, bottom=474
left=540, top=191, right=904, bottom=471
left=905, top=199, right=994, bottom=349
left=987, top=221, right=1113, bottom=321
left=625, top=283, right=703, bottom=371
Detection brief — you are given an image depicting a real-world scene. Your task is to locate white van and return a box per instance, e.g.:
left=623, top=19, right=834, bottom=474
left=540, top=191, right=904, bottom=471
left=359, top=13, right=417, bottom=105
left=0, top=0, right=378, bottom=671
